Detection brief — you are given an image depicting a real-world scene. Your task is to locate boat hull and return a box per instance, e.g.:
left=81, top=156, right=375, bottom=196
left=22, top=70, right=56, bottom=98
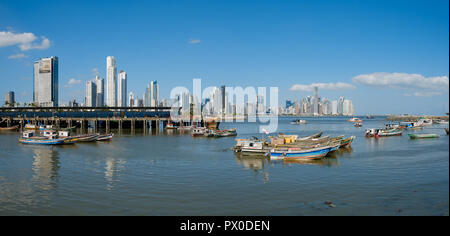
left=270, top=146, right=331, bottom=160
left=19, top=138, right=68, bottom=145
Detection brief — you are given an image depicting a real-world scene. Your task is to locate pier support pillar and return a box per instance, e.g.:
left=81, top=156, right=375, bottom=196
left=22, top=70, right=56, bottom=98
left=106, top=120, right=110, bottom=133
left=131, top=119, right=135, bottom=133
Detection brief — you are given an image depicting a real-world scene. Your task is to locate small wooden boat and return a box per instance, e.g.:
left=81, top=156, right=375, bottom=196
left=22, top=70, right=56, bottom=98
left=354, top=122, right=362, bottom=127
left=434, top=119, right=449, bottom=124
left=19, top=131, right=71, bottom=145
left=96, top=133, right=114, bottom=141
left=291, top=119, right=307, bottom=125
left=270, top=145, right=333, bottom=160
left=408, top=134, right=440, bottom=139
left=238, top=140, right=269, bottom=155
left=365, top=128, right=402, bottom=137
left=339, top=136, right=355, bottom=148
left=166, top=123, right=178, bottom=129
left=295, top=131, right=323, bottom=141
left=214, top=128, right=237, bottom=137
left=0, top=125, right=19, bottom=131
left=178, top=125, right=193, bottom=131
left=191, top=127, right=207, bottom=136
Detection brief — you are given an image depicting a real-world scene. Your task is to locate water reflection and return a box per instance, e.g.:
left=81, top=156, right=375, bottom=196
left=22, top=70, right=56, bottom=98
left=32, top=147, right=60, bottom=191
left=104, top=157, right=127, bottom=191
left=281, top=157, right=340, bottom=167
left=234, top=153, right=269, bottom=171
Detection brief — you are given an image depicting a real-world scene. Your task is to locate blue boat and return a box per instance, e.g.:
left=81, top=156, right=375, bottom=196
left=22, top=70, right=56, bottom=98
left=270, top=145, right=332, bottom=160
left=19, top=138, right=68, bottom=145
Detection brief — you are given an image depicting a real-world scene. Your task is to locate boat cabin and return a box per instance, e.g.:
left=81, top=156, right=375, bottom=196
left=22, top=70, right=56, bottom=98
left=22, top=131, right=35, bottom=138
left=58, top=131, right=71, bottom=137
left=42, top=130, right=58, bottom=139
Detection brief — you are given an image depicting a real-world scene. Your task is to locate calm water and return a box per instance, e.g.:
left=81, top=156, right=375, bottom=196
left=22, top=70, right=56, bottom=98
left=0, top=117, right=448, bottom=215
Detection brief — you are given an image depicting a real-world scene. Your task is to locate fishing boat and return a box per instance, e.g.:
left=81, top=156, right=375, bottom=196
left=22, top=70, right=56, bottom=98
left=408, top=133, right=439, bottom=139
left=348, top=117, right=362, bottom=123
left=434, top=119, right=449, bottom=124
left=0, top=125, right=19, bottom=131
left=290, top=119, right=307, bottom=125
left=96, top=133, right=114, bottom=141
left=366, top=115, right=374, bottom=119
left=165, top=123, right=178, bottom=129
left=365, top=128, right=402, bottom=137
left=270, top=145, right=333, bottom=160
left=418, top=118, right=433, bottom=126
left=238, top=140, right=269, bottom=155
left=39, top=125, right=53, bottom=130
left=385, top=123, right=406, bottom=130
left=354, top=122, right=362, bottom=127
left=214, top=128, right=237, bottom=137
left=191, top=127, right=207, bottom=136
left=19, top=131, right=70, bottom=145
left=339, top=136, right=355, bottom=148
left=58, top=131, right=99, bottom=142
left=295, top=131, right=323, bottom=141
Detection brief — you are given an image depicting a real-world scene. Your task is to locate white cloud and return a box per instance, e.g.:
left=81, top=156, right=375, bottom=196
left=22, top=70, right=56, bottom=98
left=352, top=72, right=449, bottom=91
left=65, top=78, right=81, bottom=87
left=188, top=39, right=201, bottom=44
left=413, top=91, right=442, bottom=97
left=8, top=53, right=28, bottom=59
left=0, top=31, right=50, bottom=51
left=290, top=82, right=356, bottom=92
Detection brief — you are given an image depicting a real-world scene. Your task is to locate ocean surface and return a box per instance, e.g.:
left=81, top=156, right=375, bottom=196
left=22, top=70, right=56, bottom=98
left=0, top=116, right=448, bottom=215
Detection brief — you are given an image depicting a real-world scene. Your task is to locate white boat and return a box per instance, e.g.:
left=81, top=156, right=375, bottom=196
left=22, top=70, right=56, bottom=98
left=434, top=119, right=449, bottom=124
left=238, top=140, right=269, bottom=155
left=191, top=127, right=207, bottom=136
left=290, top=119, right=307, bottom=125
left=24, top=124, right=38, bottom=130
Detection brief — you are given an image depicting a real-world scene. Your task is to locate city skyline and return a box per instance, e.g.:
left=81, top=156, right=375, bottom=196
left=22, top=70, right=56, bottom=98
left=0, top=0, right=448, bottom=115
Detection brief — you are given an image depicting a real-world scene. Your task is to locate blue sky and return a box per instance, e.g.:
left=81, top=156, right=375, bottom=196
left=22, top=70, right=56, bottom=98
left=0, top=0, right=448, bottom=115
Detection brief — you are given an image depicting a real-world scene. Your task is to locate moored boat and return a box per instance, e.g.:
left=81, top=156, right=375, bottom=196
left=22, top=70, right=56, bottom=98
left=213, top=128, right=237, bottom=137
left=96, top=133, right=114, bottom=141
left=408, top=133, right=440, bottom=139
left=354, top=122, right=362, bottom=127
left=24, top=124, right=38, bottom=130
left=270, top=145, right=332, bottom=160
left=0, top=125, right=19, bottom=131
left=365, top=128, right=402, bottom=137
left=165, top=123, right=178, bottom=129
left=191, top=127, right=207, bottom=136
left=339, top=136, right=355, bottom=148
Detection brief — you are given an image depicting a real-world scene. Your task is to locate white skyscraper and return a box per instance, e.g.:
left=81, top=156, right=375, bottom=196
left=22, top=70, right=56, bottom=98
left=331, top=100, right=338, bottom=115
left=85, top=80, right=97, bottom=107
left=343, top=99, right=354, bottom=116
left=106, top=56, right=117, bottom=107
left=118, top=70, right=127, bottom=107
left=150, top=81, right=159, bottom=107
left=95, top=76, right=104, bottom=107
left=33, top=56, right=58, bottom=107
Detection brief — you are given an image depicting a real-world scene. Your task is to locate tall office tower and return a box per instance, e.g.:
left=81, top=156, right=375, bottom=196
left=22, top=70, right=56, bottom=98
left=95, top=76, right=104, bottom=107
left=85, top=80, right=97, bottom=107
left=106, top=56, right=117, bottom=107
left=149, top=80, right=159, bottom=107
left=5, top=91, right=15, bottom=106
left=33, top=56, right=59, bottom=107
left=128, top=92, right=134, bottom=107
left=221, top=85, right=226, bottom=114
left=313, top=86, right=319, bottom=115
left=338, top=96, right=345, bottom=115
left=342, top=99, right=355, bottom=116
left=331, top=100, right=338, bottom=115
left=118, top=70, right=127, bottom=107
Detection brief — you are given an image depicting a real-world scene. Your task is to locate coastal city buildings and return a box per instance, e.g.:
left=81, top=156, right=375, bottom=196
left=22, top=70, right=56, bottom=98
left=33, top=56, right=59, bottom=107
left=144, top=81, right=159, bottom=107
left=283, top=87, right=354, bottom=116
left=4, top=91, right=14, bottom=107
left=106, top=56, right=117, bottom=107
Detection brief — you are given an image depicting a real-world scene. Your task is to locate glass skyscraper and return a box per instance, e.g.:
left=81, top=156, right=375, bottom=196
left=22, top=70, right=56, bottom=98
left=33, top=56, right=58, bottom=107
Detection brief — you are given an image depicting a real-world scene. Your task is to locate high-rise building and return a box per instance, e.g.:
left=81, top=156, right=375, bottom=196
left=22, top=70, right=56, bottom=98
left=128, top=92, right=134, bottom=107
left=5, top=91, right=14, bottom=107
left=106, top=56, right=117, bottom=107
left=118, top=70, right=127, bottom=107
left=85, top=80, right=97, bottom=107
left=338, top=96, right=345, bottom=115
left=149, top=80, right=158, bottom=107
left=95, top=76, right=104, bottom=107
left=331, top=100, right=338, bottom=115
left=33, top=56, right=58, bottom=107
